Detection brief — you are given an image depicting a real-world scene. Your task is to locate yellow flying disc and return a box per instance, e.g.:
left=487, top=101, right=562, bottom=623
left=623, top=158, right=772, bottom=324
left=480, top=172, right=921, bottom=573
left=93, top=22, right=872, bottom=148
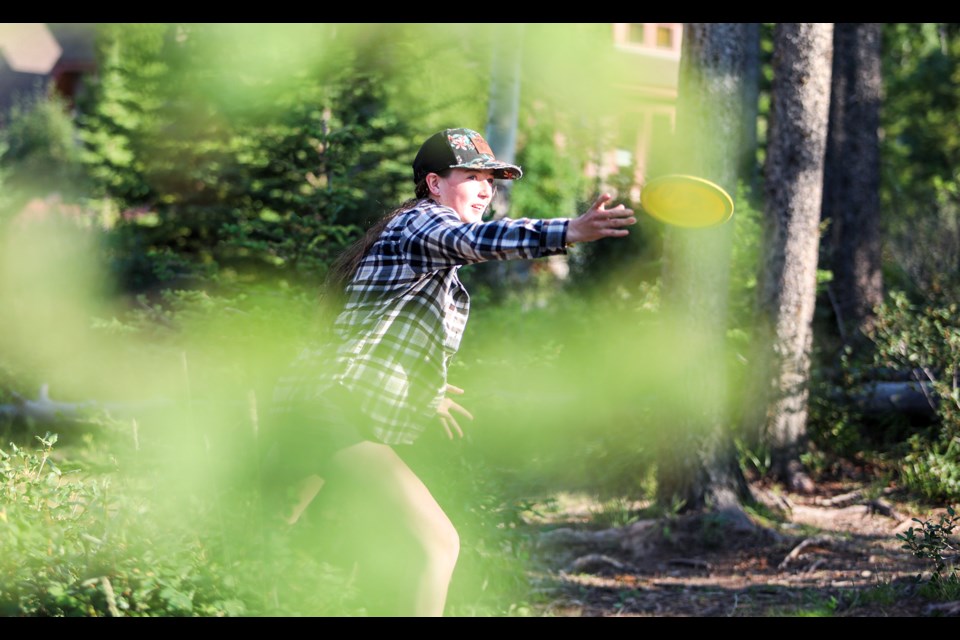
left=640, top=174, right=735, bottom=228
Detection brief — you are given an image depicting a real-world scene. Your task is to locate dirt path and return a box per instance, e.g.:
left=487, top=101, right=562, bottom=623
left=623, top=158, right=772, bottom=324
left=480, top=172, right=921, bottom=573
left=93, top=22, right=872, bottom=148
left=522, top=481, right=956, bottom=617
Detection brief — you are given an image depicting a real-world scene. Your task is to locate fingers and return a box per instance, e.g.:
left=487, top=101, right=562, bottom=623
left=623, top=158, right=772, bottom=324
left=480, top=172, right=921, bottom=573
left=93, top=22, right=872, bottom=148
left=590, top=209, right=636, bottom=238
left=447, top=400, right=474, bottom=421
left=590, top=199, right=634, bottom=222
left=445, top=383, right=465, bottom=395
left=439, top=415, right=455, bottom=439
left=568, top=194, right=638, bottom=244
left=437, top=394, right=472, bottom=440
left=591, top=193, right=613, bottom=210
left=603, top=212, right=635, bottom=225
left=439, top=414, right=463, bottom=439
left=590, top=195, right=634, bottom=217
left=595, top=204, right=634, bottom=219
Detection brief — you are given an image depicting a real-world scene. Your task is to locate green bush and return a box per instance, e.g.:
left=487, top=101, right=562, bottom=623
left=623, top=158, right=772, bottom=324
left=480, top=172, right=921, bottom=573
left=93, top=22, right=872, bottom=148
left=0, top=426, right=373, bottom=616
left=0, top=91, right=90, bottom=204
left=0, top=433, right=243, bottom=616
left=897, top=506, right=960, bottom=601
left=869, top=290, right=960, bottom=500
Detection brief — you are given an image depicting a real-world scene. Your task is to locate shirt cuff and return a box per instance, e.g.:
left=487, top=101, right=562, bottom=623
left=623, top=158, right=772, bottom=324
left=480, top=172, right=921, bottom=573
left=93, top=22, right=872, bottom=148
left=538, top=218, right=570, bottom=256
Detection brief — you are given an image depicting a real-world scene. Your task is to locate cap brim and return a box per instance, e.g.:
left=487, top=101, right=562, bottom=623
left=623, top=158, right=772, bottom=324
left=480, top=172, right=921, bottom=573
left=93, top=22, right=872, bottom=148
left=450, top=159, right=523, bottom=180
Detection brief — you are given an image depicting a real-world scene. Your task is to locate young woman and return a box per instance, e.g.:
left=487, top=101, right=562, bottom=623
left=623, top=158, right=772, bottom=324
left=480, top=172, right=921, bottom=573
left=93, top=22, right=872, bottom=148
left=266, top=127, right=636, bottom=616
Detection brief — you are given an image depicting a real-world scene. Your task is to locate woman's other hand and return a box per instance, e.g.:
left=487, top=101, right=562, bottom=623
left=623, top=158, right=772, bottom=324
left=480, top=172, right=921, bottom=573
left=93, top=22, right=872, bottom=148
left=436, top=384, right=473, bottom=439
left=566, top=193, right=636, bottom=244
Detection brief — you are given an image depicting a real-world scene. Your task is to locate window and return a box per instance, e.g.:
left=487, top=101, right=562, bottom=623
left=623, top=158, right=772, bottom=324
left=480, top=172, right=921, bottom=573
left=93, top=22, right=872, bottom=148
left=613, top=22, right=681, bottom=59
left=656, top=26, right=673, bottom=49
left=627, top=23, right=645, bottom=45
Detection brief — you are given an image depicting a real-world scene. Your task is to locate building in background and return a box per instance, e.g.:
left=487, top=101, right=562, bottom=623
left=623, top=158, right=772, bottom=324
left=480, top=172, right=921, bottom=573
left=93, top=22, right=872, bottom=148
left=595, top=23, right=682, bottom=202
left=0, top=23, right=97, bottom=120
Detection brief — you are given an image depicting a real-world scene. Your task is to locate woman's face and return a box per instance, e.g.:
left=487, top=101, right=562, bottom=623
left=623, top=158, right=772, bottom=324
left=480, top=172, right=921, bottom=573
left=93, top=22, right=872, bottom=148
left=428, top=168, right=496, bottom=223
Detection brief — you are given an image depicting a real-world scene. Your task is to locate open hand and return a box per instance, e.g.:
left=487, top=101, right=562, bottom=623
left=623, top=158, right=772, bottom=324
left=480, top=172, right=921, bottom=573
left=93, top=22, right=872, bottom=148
left=436, top=383, right=474, bottom=439
left=566, top=193, right=636, bottom=244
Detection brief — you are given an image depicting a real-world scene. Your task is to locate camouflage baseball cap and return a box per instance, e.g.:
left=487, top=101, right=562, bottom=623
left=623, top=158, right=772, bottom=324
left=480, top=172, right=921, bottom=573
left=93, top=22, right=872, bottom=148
left=412, top=128, right=523, bottom=184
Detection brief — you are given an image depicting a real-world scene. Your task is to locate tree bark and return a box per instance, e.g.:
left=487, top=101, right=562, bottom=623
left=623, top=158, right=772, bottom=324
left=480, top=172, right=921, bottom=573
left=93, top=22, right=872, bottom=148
left=739, top=23, right=762, bottom=196
left=474, top=23, right=527, bottom=295
left=755, top=23, right=834, bottom=488
left=657, top=23, right=751, bottom=512
left=820, top=23, right=884, bottom=346
left=485, top=23, right=524, bottom=219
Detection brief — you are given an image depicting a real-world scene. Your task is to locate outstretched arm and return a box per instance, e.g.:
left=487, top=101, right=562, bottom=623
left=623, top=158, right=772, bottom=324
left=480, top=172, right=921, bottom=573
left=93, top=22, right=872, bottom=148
left=401, top=196, right=636, bottom=271
left=401, top=204, right=569, bottom=270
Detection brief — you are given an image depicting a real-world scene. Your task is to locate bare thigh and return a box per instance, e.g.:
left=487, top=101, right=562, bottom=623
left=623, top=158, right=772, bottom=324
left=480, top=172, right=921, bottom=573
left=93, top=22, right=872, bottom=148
left=319, top=441, right=459, bottom=615
left=328, top=441, right=457, bottom=546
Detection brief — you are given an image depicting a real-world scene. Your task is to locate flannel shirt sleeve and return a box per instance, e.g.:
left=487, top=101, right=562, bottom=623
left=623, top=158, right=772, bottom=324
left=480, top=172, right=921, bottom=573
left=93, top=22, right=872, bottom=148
left=400, top=205, right=569, bottom=271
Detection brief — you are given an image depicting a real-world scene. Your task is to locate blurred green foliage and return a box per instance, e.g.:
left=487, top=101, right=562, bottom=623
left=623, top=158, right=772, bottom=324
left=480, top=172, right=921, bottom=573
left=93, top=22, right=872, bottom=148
left=881, top=23, right=960, bottom=298
left=75, top=24, right=420, bottom=292
left=0, top=432, right=250, bottom=616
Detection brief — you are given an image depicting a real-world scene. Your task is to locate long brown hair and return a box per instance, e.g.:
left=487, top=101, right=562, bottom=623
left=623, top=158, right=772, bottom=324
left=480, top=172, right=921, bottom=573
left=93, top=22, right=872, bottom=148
left=322, top=173, right=446, bottom=310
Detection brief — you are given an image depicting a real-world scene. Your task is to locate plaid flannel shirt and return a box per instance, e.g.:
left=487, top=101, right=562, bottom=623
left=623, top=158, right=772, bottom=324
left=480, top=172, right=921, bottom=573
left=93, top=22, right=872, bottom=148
left=273, top=199, right=570, bottom=446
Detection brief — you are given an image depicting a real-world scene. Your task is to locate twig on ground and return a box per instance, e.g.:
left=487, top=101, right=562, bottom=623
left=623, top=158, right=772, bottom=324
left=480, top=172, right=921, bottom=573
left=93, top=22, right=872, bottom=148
left=566, top=553, right=636, bottom=575
left=866, top=498, right=904, bottom=521
left=779, top=535, right=837, bottom=571
left=668, top=558, right=711, bottom=570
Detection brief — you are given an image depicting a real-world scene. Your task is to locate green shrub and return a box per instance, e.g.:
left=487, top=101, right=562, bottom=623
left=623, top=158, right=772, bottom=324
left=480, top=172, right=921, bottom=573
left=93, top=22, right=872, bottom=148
left=870, top=290, right=960, bottom=500
left=0, top=426, right=373, bottom=616
left=0, top=91, right=90, bottom=203
left=897, top=506, right=960, bottom=601
left=0, top=433, right=245, bottom=616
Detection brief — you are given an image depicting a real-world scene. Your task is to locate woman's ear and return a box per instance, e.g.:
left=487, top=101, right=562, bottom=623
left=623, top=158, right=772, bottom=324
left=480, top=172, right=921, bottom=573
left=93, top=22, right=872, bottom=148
left=427, top=174, right=440, bottom=196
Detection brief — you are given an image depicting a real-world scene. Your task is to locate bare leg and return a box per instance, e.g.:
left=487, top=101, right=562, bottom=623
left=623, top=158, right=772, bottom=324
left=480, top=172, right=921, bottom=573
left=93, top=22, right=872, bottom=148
left=326, top=441, right=460, bottom=617
left=285, top=474, right=325, bottom=525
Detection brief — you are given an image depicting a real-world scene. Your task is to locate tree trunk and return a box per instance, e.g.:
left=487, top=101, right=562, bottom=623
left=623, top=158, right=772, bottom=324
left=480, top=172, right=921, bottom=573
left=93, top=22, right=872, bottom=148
left=820, top=23, right=884, bottom=347
left=485, top=23, right=524, bottom=219
left=739, top=23, right=762, bottom=197
left=657, top=23, right=751, bottom=512
left=473, top=23, right=527, bottom=295
left=755, top=23, right=834, bottom=488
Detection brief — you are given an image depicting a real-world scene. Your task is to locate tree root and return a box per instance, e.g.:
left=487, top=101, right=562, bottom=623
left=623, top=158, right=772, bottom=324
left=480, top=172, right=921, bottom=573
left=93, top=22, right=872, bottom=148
left=778, top=535, right=843, bottom=571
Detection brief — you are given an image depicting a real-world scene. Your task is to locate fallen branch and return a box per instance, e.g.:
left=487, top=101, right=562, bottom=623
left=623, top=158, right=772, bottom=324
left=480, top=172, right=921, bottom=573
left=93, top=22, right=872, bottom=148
left=538, top=527, right=630, bottom=549
left=925, top=601, right=960, bottom=617
left=846, top=381, right=938, bottom=419
left=778, top=535, right=838, bottom=571
left=0, top=384, right=97, bottom=424
left=866, top=498, right=905, bottom=522
left=750, top=485, right=794, bottom=515
left=668, top=558, right=711, bottom=570
left=813, top=486, right=897, bottom=508
left=566, top=554, right=637, bottom=575
left=0, top=384, right=195, bottom=427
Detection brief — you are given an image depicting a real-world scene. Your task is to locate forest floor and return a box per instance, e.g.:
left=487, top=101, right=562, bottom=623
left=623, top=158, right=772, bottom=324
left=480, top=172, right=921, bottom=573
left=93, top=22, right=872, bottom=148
left=517, top=474, right=959, bottom=617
